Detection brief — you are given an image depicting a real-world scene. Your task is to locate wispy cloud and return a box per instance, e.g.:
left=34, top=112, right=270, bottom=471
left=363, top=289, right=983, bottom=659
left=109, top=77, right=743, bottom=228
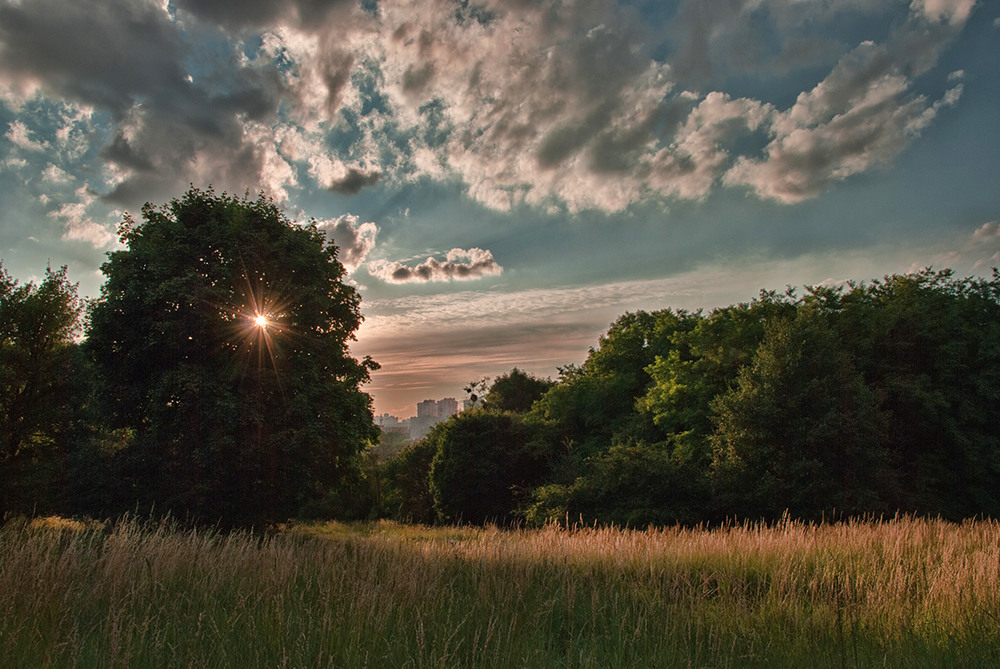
left=724, top=6, right=969, bottom=203
left=5, top=120, right=47, bottom=151
left=367, top=248, right=502, bottom=284
left=48, top=187, right=117, bottom=249
left=929, top=222, right=1000, bottom=271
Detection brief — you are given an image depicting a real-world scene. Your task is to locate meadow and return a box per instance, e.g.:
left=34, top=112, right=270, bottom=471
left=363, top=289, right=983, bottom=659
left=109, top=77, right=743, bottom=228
left=2, top=515, right=999, bottom=668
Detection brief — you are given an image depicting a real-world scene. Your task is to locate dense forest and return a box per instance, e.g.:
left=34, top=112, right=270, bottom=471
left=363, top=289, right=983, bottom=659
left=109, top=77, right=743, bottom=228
left=3, top=191, right=999, bottom=527
left=381, top=269, right=1000, bottom=527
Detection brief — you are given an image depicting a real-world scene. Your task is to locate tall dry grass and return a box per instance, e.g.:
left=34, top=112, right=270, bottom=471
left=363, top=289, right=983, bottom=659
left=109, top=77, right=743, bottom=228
left=2, top=514, right=999, bottom=667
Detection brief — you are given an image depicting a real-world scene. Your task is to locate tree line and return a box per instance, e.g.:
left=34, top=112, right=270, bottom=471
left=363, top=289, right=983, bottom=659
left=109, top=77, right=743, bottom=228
left=4, top=188, right=1000, bottom=527
left=379, top=269, right=1000, bottom=526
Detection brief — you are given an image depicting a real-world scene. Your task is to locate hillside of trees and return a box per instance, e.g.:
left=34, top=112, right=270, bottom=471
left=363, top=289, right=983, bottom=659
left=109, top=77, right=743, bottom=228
left=4, top=192, right=999, bottom=528
left=380, top=269, right=1000, bottom=526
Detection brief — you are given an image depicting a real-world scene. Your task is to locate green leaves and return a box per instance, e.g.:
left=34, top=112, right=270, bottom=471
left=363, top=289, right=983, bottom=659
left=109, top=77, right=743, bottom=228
left=87, top=188, right=377, bottom=527
left=0, top=264, right=87, bottom=515
left=530, top=269, right=1000, bottom=525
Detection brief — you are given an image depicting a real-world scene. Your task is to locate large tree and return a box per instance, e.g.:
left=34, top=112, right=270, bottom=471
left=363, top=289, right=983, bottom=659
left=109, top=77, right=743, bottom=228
left=87, top=188, right=378, bottom=526
left=428, top=411, right=552, bottom=525
left=1, top=264, right=86, bottom=515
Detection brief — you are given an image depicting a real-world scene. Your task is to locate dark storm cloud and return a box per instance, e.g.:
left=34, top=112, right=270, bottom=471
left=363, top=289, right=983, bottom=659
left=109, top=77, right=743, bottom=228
left=101, top=134, right=155, bottom=173
left=0, top=0, right=188, bottom=114
left=329, top=166, right=381, bottom=195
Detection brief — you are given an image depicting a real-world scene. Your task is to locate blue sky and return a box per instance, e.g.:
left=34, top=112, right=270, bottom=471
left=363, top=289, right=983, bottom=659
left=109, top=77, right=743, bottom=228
left=1, top=0, right=998, bottom=417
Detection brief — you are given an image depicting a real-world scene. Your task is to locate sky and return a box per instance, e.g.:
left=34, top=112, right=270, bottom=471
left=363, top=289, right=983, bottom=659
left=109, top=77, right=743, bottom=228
left=1, top=0, right=999, bottom=418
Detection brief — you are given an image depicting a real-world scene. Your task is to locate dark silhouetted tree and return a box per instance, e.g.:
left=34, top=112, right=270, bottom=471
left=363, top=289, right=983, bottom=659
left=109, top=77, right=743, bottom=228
left=478, top=367, right=553, bottom=413
left=86, top=188, right=378, bottom=526
left=428, top=411, right=553, bottom=524
left=0, top=264, right=88, bottom=516
left=711, top=305, right=888, bottom=520
left=380, top=438, right=437, bottom=524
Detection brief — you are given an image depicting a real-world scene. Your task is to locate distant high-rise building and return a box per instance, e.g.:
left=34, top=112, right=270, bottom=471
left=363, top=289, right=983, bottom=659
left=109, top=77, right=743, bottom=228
left=437, top=397, right=459, bottom=417
left=409, top=396, right=465, bottom=440
left=375, top=413, right=399, bottom=427
left=417, top=399, right=439, bottom=418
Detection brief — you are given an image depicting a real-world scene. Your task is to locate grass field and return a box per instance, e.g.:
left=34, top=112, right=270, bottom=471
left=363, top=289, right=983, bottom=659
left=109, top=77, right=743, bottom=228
left=2, top=515, right=999, bottom=668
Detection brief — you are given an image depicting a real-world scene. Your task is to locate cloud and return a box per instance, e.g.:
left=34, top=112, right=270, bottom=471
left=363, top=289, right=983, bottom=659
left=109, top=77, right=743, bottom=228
left=912, top=0, right=976, bottom=24
left=931, top=222, right=1000, bottom=271
left=47, top=187, right=117, bottom=249
left=0, top=0, right=975, bottom=215
left=306, top=153, right=381, bottom=195
left=315, top=214, right=376, bottom=272
left=5, top=120, right=47, bottom=151
left=368, top=247, right=503, bottom=284
left=41, top=163, right=71, bottom=183
left=329, top=166, right=381, bottom=195
left=0, top=0, right=293, bottom=208
left=723, top=7, right=969, bottom=204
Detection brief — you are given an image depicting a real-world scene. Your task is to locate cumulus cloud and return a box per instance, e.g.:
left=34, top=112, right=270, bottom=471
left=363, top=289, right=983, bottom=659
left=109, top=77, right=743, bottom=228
left=723, top=0, right=971, bottom=204
left=368, top=248, right=503, bottom=284
left=0, top=0, right=294, bottom=208
left=5, top=120, right=47, bottom=151
left=912, top=0, right=976, bottom=24
left=0, top=0, right=976, bottom=214
left=315, top=214, right=377, bottom=272
left=47, top=187, right=117, bottom=249
left=41, top=163, right=71, bottom=183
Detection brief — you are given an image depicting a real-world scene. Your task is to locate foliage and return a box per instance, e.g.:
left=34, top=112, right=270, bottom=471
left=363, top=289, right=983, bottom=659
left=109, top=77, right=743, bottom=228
left=527, top=269, right=1000, bottom=526
left=854, top=270, right=1000, bottom=518
left=711, top=304, right=888, bottom=520
left=468, top=367, right=553, bottom=413
left=428, top=411, right=554, bottom=524
left=379, top=438, right=437, bottom=524
left=86, top=188, right=378, bottom=526
left=528, top=439, right=711, bottom=528
left=638, top=292, right=797, bottom=468
left=532, top=309, right=696, bottom=457
left=0, top=264, right=90, bottom=516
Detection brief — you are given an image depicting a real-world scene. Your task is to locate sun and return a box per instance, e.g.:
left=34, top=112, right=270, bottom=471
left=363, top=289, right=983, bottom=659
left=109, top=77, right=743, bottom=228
left=254, top=314, right=269, bottom=328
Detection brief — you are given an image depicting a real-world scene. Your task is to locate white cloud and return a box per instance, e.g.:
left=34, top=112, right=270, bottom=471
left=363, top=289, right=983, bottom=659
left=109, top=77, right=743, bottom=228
left=723, top=28, right=965, bottom=202
left=0, top=0, right=976, bottom=214
left=41, top=163, right=71, bottom=183
left=650, top=91, right=773, bottom=201
left=47, top=187, right=117, bottom=249
left=911, top=0, right=976, bottom=24
left=309, top=155, right=381, bottom=194
left=5, top=120, right=46, bottom=151
left=315, top=214, right=377, bottom=273
left=368, top=247, right=503, bottom=284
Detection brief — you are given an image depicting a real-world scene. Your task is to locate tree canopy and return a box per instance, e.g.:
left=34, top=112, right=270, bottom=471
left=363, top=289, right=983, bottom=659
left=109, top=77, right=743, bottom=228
left=381, top=268, right=1000, bottom=527
left=86, top=188, right=378, bottom=526
left=1, top=264, right=86, bottom=516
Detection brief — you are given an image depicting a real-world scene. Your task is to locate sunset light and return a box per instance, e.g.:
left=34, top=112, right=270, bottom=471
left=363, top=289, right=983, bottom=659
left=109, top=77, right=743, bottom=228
left=254, top=314, right=268, bottom=328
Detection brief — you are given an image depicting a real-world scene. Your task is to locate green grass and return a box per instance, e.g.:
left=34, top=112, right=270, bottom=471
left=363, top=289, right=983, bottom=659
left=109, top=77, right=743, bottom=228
left=2, top=515, right=1000, bottom=667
